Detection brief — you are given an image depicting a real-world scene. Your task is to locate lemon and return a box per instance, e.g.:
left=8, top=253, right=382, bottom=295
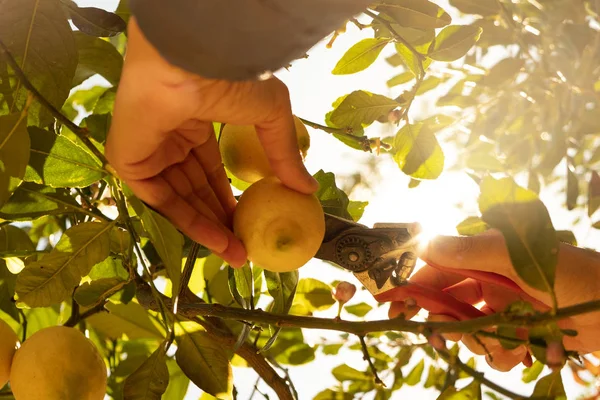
left=220, top=116, right=310, bottom=183
left=0, top=319, right=18, bottom=388
left=233, top=176, right=325, bottom=272
left=10, top=326, right=106, bottom=400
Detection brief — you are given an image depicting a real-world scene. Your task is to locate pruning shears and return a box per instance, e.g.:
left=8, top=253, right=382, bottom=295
left=315, top=213, right=539, bottom=365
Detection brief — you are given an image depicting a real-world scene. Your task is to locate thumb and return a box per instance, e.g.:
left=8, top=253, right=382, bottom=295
left=253, top=80, right=318, bottom=194
left=419, top=232, right=515, bottom=278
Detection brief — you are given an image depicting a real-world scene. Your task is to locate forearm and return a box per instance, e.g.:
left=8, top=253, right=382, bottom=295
left=129, top=0, right=371, bottom=81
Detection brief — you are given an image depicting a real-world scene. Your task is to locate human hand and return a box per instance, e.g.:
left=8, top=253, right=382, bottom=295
left=105, top=18, right=318, bottom=267
left=376, top=230, right=600, bottom=371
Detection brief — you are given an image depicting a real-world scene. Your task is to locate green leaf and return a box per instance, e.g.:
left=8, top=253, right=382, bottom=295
left=262, top=269, right=298, bottom=350
left=83, top=113, right=111, bottom=144
left=0, top=224, right=35, bottom=256
left=87, top=301, right=164, bottom=339
left=314, top=389, right=354, bottom=400
left=405, top=359, right=425, bottom=386
left=321, top=344, right=343, bottom=355
left=74, top=277, right=128, bottom=308
left=531, top=371, right=566, bottom=400
left=393, top=122, right=445, bottom=179
left=449, top=0, right=500, bottom=16
left=314, top=170, right=354, bottom=220
left=332, top=38, right=392, bottom=75
left=428, top=25, right=483, bottom=61
left=62, top=85, right=109, bottom=120
left=63, top=2, right=127, bottom=37
left=294, top=278, right=335, bottom=312
left=456, top=216, right=488, bottom=236
left=332, top=364, right=370, bottom=381
left=416, top=76, right=444, bottom=95
left=129, top=195, right=184, bottom=297
left=227, top=264, right=253, bottom=308
left=72, top=32, right=123, bottom=86
left=394, top=43, right=431, bottom=77
left=330, top=90, right=401, bottom=129
left=123, top=346, right=169, bottom=400
left=387, top=71, right=416, bottom=87
left=482, top=58, right=525, bottom=87
left=0, top=0, right=78, bottom=126
left=376, top=0, right=452, bottom=29
left=16, top=221, right=114, bottom=306
left=567, top=165, right=579, bottom=210
left=588, top=171, right=600, bottom=217
left=348, top=201, right=368, bottom=222
left=556, top=230, right=577, bottom=246
left=25, top=127, right=105, bottom=188
left=0, top=113, right=29, bottom=207
left=424, top=365, right=439, bottom=389
left=164, top=359, right=189, bottom=400
left=522, top=360, right=544, bottom=383
left=479, top=176, right=558, bottom=294
left=116, top=0, right=131, bottom=23
left=0, top=183, right=81, bottom=220
left=176, top=332, right=233, bottom=399
left=345, top=302, right=373, bottom=317
left=16, top=305, right=60, bottom=339
left=438, top=379, right=482, bottom=399
left=0, top=262, right=18, bottom=321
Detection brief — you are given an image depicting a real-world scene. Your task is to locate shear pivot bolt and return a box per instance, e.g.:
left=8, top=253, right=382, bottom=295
left=348, top=252, right=359, bottom=262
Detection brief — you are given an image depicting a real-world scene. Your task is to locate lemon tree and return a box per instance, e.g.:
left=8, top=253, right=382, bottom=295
left=1, top=0, right=600, bottom=399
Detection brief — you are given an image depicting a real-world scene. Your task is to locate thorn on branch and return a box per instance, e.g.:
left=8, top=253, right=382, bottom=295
left=359, top=335, right=385, bottom=387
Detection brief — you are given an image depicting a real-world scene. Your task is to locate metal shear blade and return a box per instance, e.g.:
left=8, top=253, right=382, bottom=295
left=315, top=213, right=421, bottom=295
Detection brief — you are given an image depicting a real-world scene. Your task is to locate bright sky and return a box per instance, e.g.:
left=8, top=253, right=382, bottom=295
left=75, top=1, right=597, bottom=399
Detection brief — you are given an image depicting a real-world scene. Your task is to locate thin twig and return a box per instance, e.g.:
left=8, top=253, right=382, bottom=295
left=359, top=335, right=385, bottom=386
left=298, top=117, right=372, bottom=152
left=0, top=39, right=111, bottom=170
left=63, top=301, right=107, bottom=327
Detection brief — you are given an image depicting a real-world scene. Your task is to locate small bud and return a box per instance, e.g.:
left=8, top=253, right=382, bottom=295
left=546, top=341, right=566, bottom=370
left=428, top=333, right=446, bottom=351
left=333, top=281, right=356, bottom=305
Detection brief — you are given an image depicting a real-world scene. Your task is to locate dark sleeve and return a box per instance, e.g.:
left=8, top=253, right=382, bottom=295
left=129, top=0, right=371, bottom=81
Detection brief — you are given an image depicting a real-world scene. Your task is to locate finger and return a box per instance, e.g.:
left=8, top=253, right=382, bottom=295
left=376, top=264, right=466, bottom=303
left=192, top=133, right=237, bottom=219
left=163, top=163, right=227, bottom=225
left=388, top=300, right=420, bottom=320
left=443, top=278, right=484, bottom=306
left=486, top=346, right=528, bottom=372
left=419, top=232, right=518, bottom=281
left=127, top=176, right=247, bottom=267
left=253, top=79, right=318, bottom=194
left=427, top=314, right=462, bottom=342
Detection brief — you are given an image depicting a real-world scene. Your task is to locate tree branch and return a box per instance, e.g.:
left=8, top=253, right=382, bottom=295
left=359, top=335, right=384, bottom=386
left=0, top=39, right=111, bottom=171
left=63, top=301, right=107, bottom=327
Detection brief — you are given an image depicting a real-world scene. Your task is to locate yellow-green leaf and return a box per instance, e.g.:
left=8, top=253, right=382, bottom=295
left=72, top=32, right=123, bottom=86
left=294, top=278, right=335, bottom=312
left=333, top=38, right=392, bottom=75
left=176, top=332, right=233, bottom=399
left=16, top=221, right=114, bottom=306
left=522, top=360, right=544, bottom=383
left=387, top=71, right=416, bottom=87
left=437, top=379, right=481, bottom=399
left=531, top=371, right=566, bottom=399
left=393, top=122, right=445, bottom=179
left=479, top=176, right=558, bottom=295
left=74, top=277, right=128, bottom=308
left=0, top=183, right=82, bottom=221
left=345, top=302, right=373, bottom=317
left=482, top=58, right=525, bottom=87
left=25, top=127, right=105, bottom=188
left=0, top=113, right=29, bottom=207
left=63, top=3, right=126, bottom=37
left=330, top=90, right=402, bottom=129
left=0, top=0, right=78, bottom=126
left=456, top=216, right=488, bottom=236
left=405, top=359, right=425, bottom=386
left=449, top=0, right=500, bottom=16
left=87, top=301, right=164, bottom=340
left=428, top=25, right=483, bottom=62
left=123, top=346, right=169, bottom=400
left=376, top=0, right=452, bottom=29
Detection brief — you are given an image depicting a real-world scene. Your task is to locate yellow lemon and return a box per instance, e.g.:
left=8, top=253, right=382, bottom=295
left=10, top=326, right=106, bottom=400
left=220, top=116, right=310, bottom=183
left=0, top=319, right=18, bottom=388
left=233, top=176, right=325, bottom=272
